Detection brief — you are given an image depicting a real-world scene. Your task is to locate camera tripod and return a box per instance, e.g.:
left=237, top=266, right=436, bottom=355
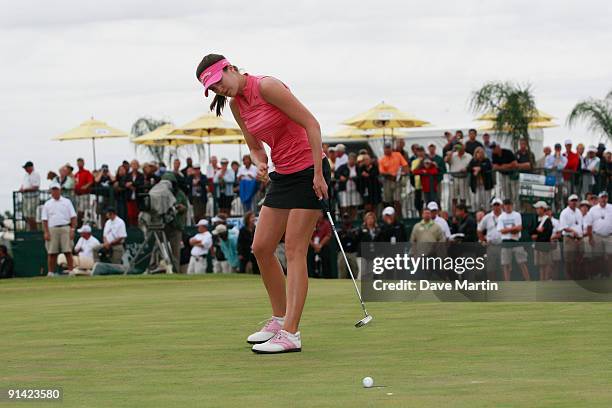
left=127, top=222, right=178, bottom=274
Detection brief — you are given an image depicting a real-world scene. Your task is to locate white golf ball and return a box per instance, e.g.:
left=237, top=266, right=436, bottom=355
left=362, top=376, right=374, bottom=388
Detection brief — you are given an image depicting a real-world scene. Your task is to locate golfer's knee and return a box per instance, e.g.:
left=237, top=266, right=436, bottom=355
left=284, top=241, right=308, bottom=260
left=251, top=241, right=274, bottom=260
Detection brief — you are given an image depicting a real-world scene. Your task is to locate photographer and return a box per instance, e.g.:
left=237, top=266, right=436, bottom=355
left=161, top=173, right=188, bottom=270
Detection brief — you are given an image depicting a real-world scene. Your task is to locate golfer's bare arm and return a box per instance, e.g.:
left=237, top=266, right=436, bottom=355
left=229, top=99, right=268, bottom=166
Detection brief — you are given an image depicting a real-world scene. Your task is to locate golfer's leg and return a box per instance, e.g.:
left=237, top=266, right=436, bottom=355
left=283, top=209, right=320, bottom=334
left=251, top=206, right=290, bottom=318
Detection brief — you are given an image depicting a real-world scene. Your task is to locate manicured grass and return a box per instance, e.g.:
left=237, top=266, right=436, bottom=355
left=1, top=275, right=611, bottom=407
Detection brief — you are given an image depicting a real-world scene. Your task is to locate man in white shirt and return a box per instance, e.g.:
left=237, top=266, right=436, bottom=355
left=72, top=224, right=100, bottom=274
left=478, top=198, right=504, bottom=280
left=188, top=219, right=213, bottom=274
left=427, top=202, right=450, bottom=240
left=237, top=155, right=258, bottom=181
left=102, top=207, right=127, bottom=265
left=559, top=194, right=583, bottom=279
left=546, top=207, right=563, bottom=279
left=497, top=199, right=530, bottom=281
left=334, top=144, right=348, bottom=168
left=584, top=191, right=612, bottom=277
left=42, top=182, right=77, bottom=276
left=444, top=142, right=472, bottom=207
left=20, top=161, right=41, bottom=231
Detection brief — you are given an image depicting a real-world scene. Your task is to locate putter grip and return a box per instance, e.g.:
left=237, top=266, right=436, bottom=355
left=319, top=198, right=330, bottom=213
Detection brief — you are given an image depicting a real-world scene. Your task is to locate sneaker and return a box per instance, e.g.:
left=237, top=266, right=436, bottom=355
left=246, top=317, right=283, bottom=344
left=252, top=330, right=301, bottom=354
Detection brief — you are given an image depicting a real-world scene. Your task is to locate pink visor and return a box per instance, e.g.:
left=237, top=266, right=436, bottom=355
left=199, top=59, right=230, bottom=97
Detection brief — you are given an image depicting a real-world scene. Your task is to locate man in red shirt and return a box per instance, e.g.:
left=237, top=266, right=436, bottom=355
left=74, top=158, right=94, bottom=225
left=563, top=139, right=580, bottom=202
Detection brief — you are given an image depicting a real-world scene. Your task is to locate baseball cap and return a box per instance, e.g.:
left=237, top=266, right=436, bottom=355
left=220, top=158, right=229, bottom=164
left=564, top=139, right=572, bottom=145
left=427, top=202, right=439, bottom=211
left=491, top=198, right=503, bottom=206
left=533, top=201, right=548, bottom=209
left=212, top=224, right=227, bottom=235
left=568, top=194, right=579, bottom=201
left=192, top=164, right=201, bottom=169
left=382, top=206, right=395, bottom=216
left=587, top=145, right=598, bottom=153
left=328, top=146, right=336, bottom=152
left=598, top=191, right=608, bottom=197
left=336, top=144, right=346, bottom=152
left=197, top=219, right=209, bottom=227
left=22, top=161, right=34, bottom=168
left=78, top=225, right=92, bottom=234
left=579, top=200, right=591, bottom=207
left=49, top=181, right=61, bottom=190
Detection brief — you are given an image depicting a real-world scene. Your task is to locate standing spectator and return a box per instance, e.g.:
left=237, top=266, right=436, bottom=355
left=327, top=146, right=336, bottom=174
left=188, top=219, right=213, bottom=274
left=42, top=182, right=77, bottom=276
left=334, top=144, right=348, bottom=168
left=427, top=202, right=451, bottom=240
left=142, top=162, right=160, bottom=191
left=101, top=207, right=127, bottom=265
left=93, top=164, right=114, bottom=227
left=73, top=224, right=101, bottom=265
left=308, top=213, right=332, bottom=278
left=427, top=143, right=446, bottom=197
left=497, top=199, right=530, bottom=281
left=20, top=161, right=41, bottom=231
left=162, top=173, right=188, bottom=271
left=445, top=142, right=472, bottom=209
left=395, top=139, right=409, bottom=162
left=172, top=159, right=188, bottom=195
left=238, top=211, right=259, bottom=274
left=182, top=157, right=194, bottom=177
left=584, top=191, right=612, bottom=278
left=214, top=158, right=236, bottom=216
left=413, top=158, right=440, bottom=205
left=467, top=147, right=494, bottom=211
left=410, top=146, right=427, bottom=213
left=581, top=146, right=600, bottom=197
left=357, top=153, right=382, bottom=214
left=212, top=224, right=239, bottom=273
left=59, top=164, right=76, bottom=205
left=74, top=158, right=94, bottom=226
left=491, top=142, right=519, bottom=206
left=188, top=164, right=208, bottom=222
left=464, top=129, right=483, bottom=156
left=238, top=154, right=259, bottom=213
left=515, top=139, right=535, bottom=174
left=113, top=165, right=129, bottom=224
left=410, top=208, right=445, bottom=243
left=559, top=194, right=583, bottom=280
left=544, top=143, right=568, bottom=211
left=376, top=206, right=407, bottom=243
left=378, top=142, right=408, bottom=214
left=530, top=201, right=554, bottom=281
left=478, top=198, right=504, bottom=280
left=336, top=213, right=360, bottom=279
left=450, top=203, right=477, bottom=242
left=336, top=152, right=363, bottom=220
left=482, top=133, right=493, bottom=160
left=536, top=146, right=552, bottom=169
left=0, top=245, right=15, bottom=279
left=124, top=160, right=144, bottom=227
left=563, top=139, right=580, bottom=200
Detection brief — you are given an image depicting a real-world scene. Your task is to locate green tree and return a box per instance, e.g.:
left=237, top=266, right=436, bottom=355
left=469, top=81, right=537, bottom=151
left=566, top=90, right=612, bottom=143
left=131, top=117, right=172, bottom=163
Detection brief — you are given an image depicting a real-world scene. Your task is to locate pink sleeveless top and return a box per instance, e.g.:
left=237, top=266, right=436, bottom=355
left=233, top=74, right=323, bottom=174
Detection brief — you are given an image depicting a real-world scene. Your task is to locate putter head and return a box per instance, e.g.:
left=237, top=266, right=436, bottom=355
left=355, top=314, right=373, bottom=328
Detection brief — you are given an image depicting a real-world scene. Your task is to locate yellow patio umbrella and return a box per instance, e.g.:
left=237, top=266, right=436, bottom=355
left=342, top=102, right=430, bottom=137
left=172, top=113, right=243, bottom=160
left=131, top=124, right=204, bottom=147
left=328, top=126, right=408, bottom=140
left=53, top=118, right=129, bottom=169
left=475, top=109, right=555, bottom=122
left=201, top=134, right=247, bottom=157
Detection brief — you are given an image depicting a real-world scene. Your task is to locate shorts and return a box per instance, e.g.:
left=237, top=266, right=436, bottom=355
left=592, top=234, right=612, bottom=256
left=534, top=250, right=552, bottom=266
left=501, top=242, right=528, bottom=266
left=76, top=194, right=91, bottom=213
left=451, top=176, right=468, bottom=201
left=563, top=236, right=582, bottom=262
left=46, top=226, right=72, bottom=255
left=382, top=179, right=401, bottom=202
left=22, top=192, right=39, bottom=218
left=263, top=159, right=332, bottom=209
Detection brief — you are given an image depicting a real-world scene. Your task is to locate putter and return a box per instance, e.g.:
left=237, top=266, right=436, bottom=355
left=320, top=198, right=373, bottom=328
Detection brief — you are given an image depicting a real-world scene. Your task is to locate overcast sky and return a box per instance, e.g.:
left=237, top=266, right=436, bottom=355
left=1, top=0, right=611, bottom=211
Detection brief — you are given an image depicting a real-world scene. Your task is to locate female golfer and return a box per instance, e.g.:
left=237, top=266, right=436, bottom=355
left=196, top=54, right=330, bottom=353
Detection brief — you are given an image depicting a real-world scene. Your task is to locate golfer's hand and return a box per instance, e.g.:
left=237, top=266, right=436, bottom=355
left=313, top=173, right=328, bottom=200
left=256, top=163, right=269, bottom=182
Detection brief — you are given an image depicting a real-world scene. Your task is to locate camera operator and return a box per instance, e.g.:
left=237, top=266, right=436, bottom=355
left=161, top=173, right=188, bottom=270
left=101, top=207, right=127, bottom=265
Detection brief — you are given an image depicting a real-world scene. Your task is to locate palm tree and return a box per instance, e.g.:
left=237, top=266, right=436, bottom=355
left=131, top=117, right=172, bottom=163
left=567, top=90, right=612, bottom=143
left=470, top=81, right=537, bottom=151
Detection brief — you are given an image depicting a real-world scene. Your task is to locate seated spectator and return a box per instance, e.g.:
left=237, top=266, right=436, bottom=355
left=467, top=147, right=494, bottom=211
left=212, top=224, right=239, bottom=273
left=238, top=211, right=259, bottom=274
left=359, top=211, right=380, bottom=247
left=336, top=152, right=363, bottom=221
left=357, top=154, right=382, bottom=214
left=188, top=219, right=213, bottom=274
left=74, top=224, right=101, bottom=264
left=0, top=245, right=14, bottom=279
left=337, top=213, right=360, bottom=279
left=308, top=212, right=332, bottom=278
left=376, top=206, right=407, bottom=243
left=101, top=207, right=127, bottom=265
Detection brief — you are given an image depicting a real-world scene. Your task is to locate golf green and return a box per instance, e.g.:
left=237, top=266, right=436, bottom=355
left=1, top=275, right=610, bottom=407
